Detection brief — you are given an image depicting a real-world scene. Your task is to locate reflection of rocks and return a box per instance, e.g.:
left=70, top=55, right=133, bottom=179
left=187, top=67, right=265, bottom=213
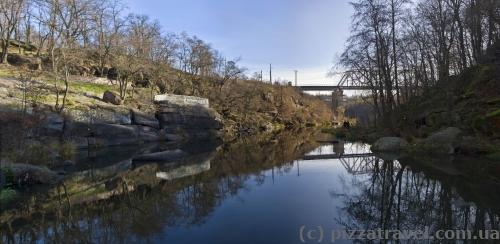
left=399, top=154, right=462, bottom=176
left=0, top=162, right=59, bottom=184
left=370, top=137, right=408, bottom=151
left=156, top=161, right=210, bottom=180
left=0, top=130, right=322, bottom=243
left=373, top=151, right=407, bottom=161
left=132, top=149, right=189, bottom=162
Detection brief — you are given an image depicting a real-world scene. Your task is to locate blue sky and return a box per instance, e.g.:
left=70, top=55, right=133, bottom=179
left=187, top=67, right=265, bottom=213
left=124, top=0, right=353, bottom=85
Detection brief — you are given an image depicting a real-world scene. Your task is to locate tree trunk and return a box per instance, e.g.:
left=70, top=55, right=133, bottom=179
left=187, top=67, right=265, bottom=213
left=1, top=38, right=9, bottom=64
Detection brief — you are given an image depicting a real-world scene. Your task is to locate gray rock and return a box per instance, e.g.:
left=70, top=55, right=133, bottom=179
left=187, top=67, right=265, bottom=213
left=87, top=124, right=139, bottom=147
left=370, top=137, right=409, bottom=151
left=139, top=132, right=160, bottom=142
left=88, top=137, right=139, bottom=147
left=64, top=122, right=91, bottom=137
left=164, top=134, right=184, bottom=141
left=61, top=160, right=76, bottom=167
left=132, top=149, right=189, bottom=161
left=39, top=114, right=64, bottom=135
left=90, top=124, right=138, bottom=137
left=67, top=110, right=131, bottom=125
left=103, top=90, right=123, bottom=105
left=413, top=127, right=463, bottom=154
left=130, top=109, right=160, bottom=129
left=71, top=137, right=89, bottom=148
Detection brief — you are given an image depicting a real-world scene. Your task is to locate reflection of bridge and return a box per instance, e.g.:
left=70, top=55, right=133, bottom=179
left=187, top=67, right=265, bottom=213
left=340, top=157, right=402, bottom=175
left=301, top=142, right=402, bottom=175
left=301, top=153, right=373, bottom=160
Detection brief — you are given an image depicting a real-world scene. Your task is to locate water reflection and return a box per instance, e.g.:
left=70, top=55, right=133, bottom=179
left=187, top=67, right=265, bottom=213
left=0, top=130, right=319, bottom=243
left=331, top=154, right=500, bottom=243
left=1, top=132, right=500, bottom=243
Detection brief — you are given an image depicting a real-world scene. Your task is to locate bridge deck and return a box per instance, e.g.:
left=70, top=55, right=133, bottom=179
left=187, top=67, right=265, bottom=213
left=298, top=86, right=375, bottom=91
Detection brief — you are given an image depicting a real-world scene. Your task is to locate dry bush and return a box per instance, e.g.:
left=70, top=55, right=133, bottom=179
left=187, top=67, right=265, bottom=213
left=0, top=110, right=55, bottom=166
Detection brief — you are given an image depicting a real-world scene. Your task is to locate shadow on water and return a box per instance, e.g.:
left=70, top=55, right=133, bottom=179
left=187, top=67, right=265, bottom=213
left=1, top=132, right=500, bottom=243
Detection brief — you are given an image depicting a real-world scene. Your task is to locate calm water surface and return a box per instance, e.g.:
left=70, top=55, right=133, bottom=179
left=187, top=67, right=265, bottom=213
left=1, top=132, right=499, bottom=243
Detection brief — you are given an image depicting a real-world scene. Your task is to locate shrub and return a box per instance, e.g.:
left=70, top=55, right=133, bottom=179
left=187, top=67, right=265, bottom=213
left=0, top=188, right=16, bottom=203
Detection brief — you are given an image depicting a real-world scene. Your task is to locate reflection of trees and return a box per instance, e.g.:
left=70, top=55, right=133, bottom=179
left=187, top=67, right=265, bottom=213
left=332, top=158, right=500, bottom=243
left=1, top=129, right=319, bottom=243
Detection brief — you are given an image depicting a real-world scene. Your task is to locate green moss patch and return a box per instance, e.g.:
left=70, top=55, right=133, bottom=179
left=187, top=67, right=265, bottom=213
left=487, top=98, right=500, bottom=105
left=485, top=108, right=500, bottom=119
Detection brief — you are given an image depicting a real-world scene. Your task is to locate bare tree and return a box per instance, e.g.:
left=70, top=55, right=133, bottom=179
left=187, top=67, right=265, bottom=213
left=0, top=0, right=26, bottom=64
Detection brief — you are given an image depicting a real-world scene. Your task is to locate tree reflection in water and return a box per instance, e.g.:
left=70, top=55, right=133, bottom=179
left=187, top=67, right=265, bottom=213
left=331, top=156, right=500, bottom=243
left=0, top=129, right=318, bottom=243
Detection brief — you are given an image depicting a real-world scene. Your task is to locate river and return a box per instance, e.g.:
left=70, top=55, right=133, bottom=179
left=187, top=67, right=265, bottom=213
left=1, top=130, right=499, bottom=243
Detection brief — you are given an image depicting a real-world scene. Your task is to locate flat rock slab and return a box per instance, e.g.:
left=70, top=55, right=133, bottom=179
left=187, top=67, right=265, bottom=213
left=132, top=149, right=189, bottom=162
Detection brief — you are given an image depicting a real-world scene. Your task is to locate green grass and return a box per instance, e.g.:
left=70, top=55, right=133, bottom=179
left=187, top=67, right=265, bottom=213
left=71, top=80, right=118, bottom=94
left=0, top=69, right=15, bottom=77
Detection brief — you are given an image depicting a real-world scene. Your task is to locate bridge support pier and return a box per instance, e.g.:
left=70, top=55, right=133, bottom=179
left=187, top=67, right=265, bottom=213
left=332, top=88, right=343, bottom=117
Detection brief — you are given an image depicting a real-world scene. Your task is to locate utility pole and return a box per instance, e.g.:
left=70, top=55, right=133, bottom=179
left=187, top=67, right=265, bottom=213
left=261, top=70, right=263, bottom=82
left=269, top=63, right=272, bottom=84
left=294, top=70, right=298, bottom=86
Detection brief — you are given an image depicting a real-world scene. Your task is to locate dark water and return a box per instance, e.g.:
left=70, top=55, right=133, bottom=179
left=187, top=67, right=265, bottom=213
left=1, top=131, right=500, bottom=244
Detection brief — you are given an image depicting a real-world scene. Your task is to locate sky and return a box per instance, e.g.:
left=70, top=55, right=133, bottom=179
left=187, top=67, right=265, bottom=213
left=124, top=0, right=353, bottom=86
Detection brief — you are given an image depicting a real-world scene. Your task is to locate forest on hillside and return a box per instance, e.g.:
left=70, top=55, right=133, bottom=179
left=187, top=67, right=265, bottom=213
left=0, top=0, right=260, bottom=110
left=334, top=0, right=500, bottom=130
left=0, top=0, right=335, bottom=131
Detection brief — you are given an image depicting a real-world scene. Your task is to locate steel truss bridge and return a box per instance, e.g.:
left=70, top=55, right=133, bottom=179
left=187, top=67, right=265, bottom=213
left=296, top=69, right=409, bottom=91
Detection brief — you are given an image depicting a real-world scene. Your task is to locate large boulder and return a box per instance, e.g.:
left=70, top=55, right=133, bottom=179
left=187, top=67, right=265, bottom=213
left=103, top=90, right=123, bottom=105
left=413, top=127, right=463, bottom=154
left=370, top=137, right=409, bottom=151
